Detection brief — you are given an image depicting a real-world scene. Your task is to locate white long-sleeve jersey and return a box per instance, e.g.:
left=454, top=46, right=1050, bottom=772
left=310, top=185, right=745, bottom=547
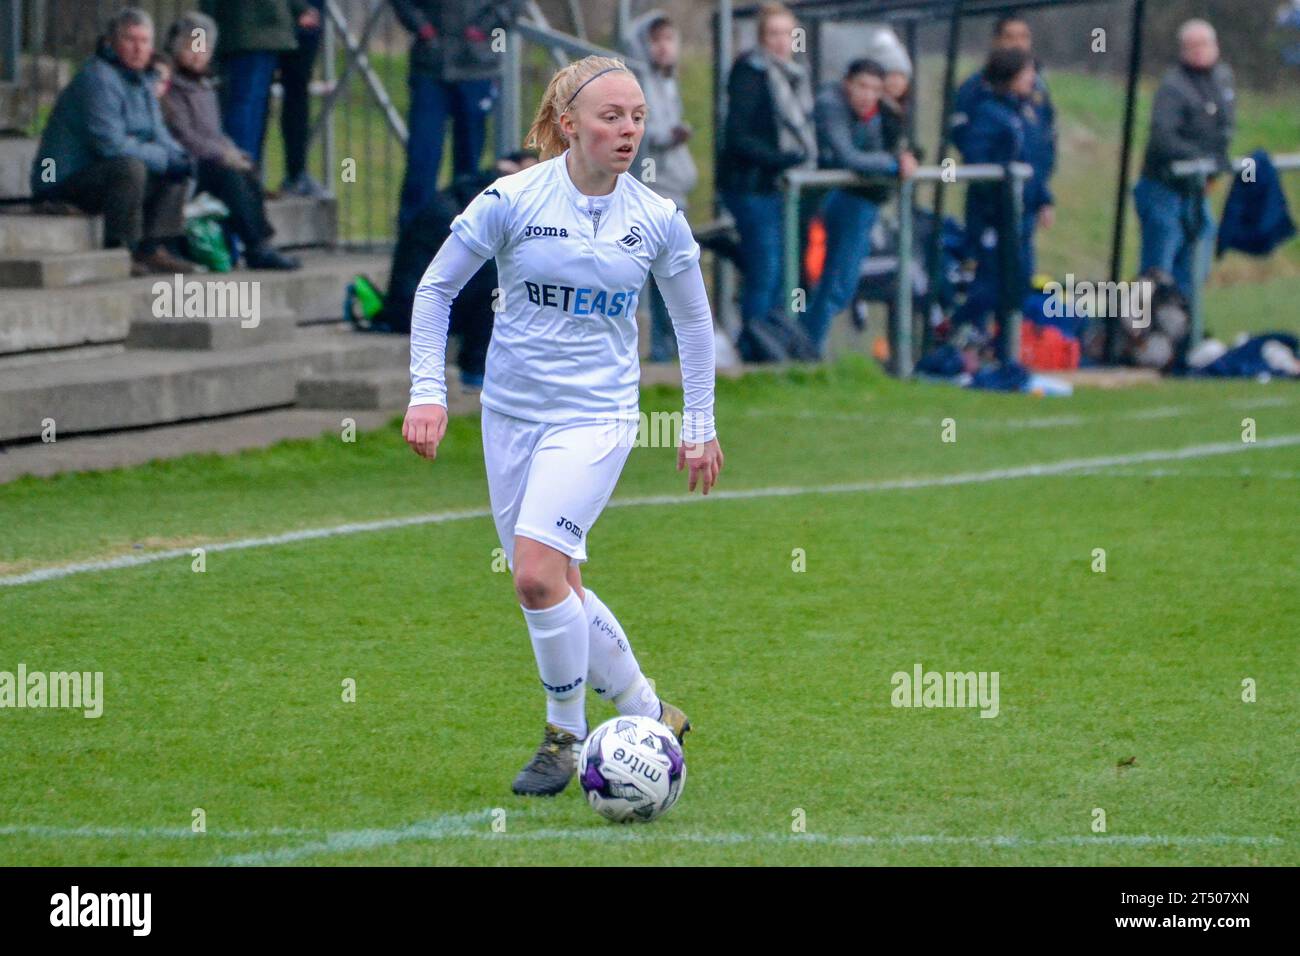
left=409, top=150, right=716, bottom=444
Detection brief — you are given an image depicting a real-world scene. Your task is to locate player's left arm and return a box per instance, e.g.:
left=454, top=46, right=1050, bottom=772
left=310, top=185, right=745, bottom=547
left=652, top=211, right=723, bottom=495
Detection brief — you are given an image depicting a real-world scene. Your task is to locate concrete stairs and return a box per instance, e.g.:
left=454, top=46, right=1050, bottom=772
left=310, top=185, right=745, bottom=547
left=0, top=327, right=408, bottom=441
left=0, top=133, right=406, bottom=447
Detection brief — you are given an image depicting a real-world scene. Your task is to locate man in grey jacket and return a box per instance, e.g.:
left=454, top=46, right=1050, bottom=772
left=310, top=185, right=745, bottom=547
left=30, top=7, right=195, bottom=275
left=1134, top=19, right=1236, bottom=297
left=802, top=59, right=916, bottom=358
left=625, top=10, right=698, bottom=361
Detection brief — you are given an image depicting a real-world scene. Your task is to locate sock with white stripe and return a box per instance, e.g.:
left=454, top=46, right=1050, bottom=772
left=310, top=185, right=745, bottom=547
left=583, top=588, right=661, bottom=718
left=521, top=589, right=588, bottom=738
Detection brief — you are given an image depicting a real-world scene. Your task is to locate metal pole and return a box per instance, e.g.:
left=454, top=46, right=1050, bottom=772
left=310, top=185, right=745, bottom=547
left=714, top=1, right=739, bottom=340
left=1186, top=169, right=1209, bottom=355
left=1, top=0, right=18, bottom=83
left=922, top=0, right=965, bottom=354
left=322, top=2, right=336, bottom=196
left=782, top=179, right=801, bottom=316
left=1003, top=171, right=1024, bottom=365
left=1107, top=0, right=1145, bottom=362
left=498, top=25, right=522, bottom=154
left=903, top=17, right=919, bottom=145
left=894, top=179, right=915, bottom=377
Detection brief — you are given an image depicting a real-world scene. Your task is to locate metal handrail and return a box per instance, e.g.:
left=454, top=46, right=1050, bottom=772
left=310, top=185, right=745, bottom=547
left=782, top=161, right=1034, bottom=376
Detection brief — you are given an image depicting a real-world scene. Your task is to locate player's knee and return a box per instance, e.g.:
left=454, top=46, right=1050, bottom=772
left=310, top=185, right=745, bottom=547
left=513, top=564, right=564, bottom=608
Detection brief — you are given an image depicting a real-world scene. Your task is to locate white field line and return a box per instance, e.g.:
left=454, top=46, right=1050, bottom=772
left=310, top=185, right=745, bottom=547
left=0, top=812, right=1283, bottom=864
left=0, top=823, right=320, bottom=840
left=744, top=395, right=1298, bottom=429
left=204, top=811, right=1284, bottom=865
left=4, top=434, right=1300, bottom=589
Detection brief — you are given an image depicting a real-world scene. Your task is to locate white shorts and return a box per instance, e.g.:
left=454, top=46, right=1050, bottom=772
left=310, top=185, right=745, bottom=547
left=481, top=406, right=637, bottom=568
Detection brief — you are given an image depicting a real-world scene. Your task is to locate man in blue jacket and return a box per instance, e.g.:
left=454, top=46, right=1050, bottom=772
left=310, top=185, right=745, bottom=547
left=30, top=7, right=195, bottom=275
left=950, top=48, right=1043, bottom=339
left=802, top=58, right=916, bottom=357
left=951, top=13, right=1056, bottom=261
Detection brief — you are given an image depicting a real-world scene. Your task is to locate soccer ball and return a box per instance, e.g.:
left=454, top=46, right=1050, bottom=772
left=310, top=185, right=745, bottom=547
left=578, top=715, right=686, bottom=823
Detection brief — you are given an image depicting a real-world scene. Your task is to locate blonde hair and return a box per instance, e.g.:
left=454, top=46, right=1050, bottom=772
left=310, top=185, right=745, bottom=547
left=524, top=55, right=635, bottom=160
left=757, top=2, right=796, bottom=40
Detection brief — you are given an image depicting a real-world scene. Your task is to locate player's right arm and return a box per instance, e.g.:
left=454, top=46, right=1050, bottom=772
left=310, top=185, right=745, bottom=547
left=405, top=235, right=489, bottom=460
left=405, top=182, right=510, bottom=461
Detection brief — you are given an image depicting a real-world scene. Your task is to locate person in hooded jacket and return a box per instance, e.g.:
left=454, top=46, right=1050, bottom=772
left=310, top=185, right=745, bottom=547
left=624, top=10, right=699, bottom=362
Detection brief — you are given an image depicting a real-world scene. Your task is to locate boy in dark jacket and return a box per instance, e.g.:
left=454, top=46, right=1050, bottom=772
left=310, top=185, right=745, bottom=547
left=950, top=48, right=1041, bottom=340
left=802, top=59, right=916, bottom=357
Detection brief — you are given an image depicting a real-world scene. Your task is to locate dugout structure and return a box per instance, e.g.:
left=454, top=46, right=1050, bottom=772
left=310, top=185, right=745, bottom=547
left=714, top=0, right=1152, bottom=366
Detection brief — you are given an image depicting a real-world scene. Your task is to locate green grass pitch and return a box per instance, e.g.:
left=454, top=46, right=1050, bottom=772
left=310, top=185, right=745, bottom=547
left=1, top=359, right=1296, bottom=865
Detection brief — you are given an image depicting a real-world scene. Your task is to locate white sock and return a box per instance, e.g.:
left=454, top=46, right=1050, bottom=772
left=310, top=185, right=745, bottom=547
left=521, top=589, right=588, bottom=738
left=583, top=589, right=661, bottom=718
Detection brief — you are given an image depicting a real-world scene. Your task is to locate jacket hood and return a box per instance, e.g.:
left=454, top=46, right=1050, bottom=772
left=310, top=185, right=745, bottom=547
left=625, top=8, right=675, bottom=77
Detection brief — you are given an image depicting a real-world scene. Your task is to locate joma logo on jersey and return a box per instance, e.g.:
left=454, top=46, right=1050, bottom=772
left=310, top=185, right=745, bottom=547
left=616, top=225, right=643, bottom=249
left=523, top=224, right=568, bottom=239
left=556, top=515, right=585, bottom=539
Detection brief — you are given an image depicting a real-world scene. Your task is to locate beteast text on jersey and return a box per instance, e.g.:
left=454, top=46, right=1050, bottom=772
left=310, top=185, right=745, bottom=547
left=522, top=281, right=639, bottom=318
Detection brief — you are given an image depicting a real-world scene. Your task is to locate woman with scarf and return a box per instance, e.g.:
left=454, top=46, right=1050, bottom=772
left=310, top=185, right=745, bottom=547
left=718, top=3, right=817, bottom=357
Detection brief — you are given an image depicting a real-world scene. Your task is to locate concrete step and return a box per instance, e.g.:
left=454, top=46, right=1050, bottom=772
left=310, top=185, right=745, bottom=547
left=0, top=327, right=411, bottom=442
left=296, top=364, right=412, bottom=410
left=0, top=83, right=35, bottom=133
left=265, top=196, right=338, bottom=248
left=0, top=136, right=37, bottom=200
left=0, top=209, right=103, bottom=254
left=0, top=251, right=389, bottom=354
left=0, top=248, right=131, bottom=288
left=126, top=311, right=298, bottom=350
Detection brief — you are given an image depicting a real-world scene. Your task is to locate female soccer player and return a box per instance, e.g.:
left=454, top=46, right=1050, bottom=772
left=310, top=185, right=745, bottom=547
left=402, top=55, right=724, bottom=796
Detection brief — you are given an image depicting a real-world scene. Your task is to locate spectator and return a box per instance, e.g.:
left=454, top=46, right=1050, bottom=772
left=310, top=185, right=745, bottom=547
left=161, top=12, right=300, bottom=270
left=802, top=59, right=916, bottom=358
left=29, top=7, right=196, bottom=276
left=881, top=68, right=913, bottom=149
left=391, top=1, right=524, bottom=230
left=352, top=151, right=540, bottom=390
left=950, top=48, right=1040, bottom=338
left=951, top=13, right=1056, bottom=262
left=278, top=0, right=327, bottom=197
left=200, top=0, right=303, bottom=169
left=718, top=2, right=816, bottom=350
left=625, top=9, right=698, bottom=362
left=1135, top=19, right=1235, bottom=298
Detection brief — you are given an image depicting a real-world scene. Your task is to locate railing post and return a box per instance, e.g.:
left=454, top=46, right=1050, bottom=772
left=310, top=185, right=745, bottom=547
left=893, top=179, right=914, bottom=378
left=1186, top=169, right=1210, bottom=354
left=0, top=0, right=19, bottom=84
left=497, top=25, right=522, bottom=155
left=782, top=178, right=801, bottom=321
left=1003, top=168, right=1025, bottom=366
